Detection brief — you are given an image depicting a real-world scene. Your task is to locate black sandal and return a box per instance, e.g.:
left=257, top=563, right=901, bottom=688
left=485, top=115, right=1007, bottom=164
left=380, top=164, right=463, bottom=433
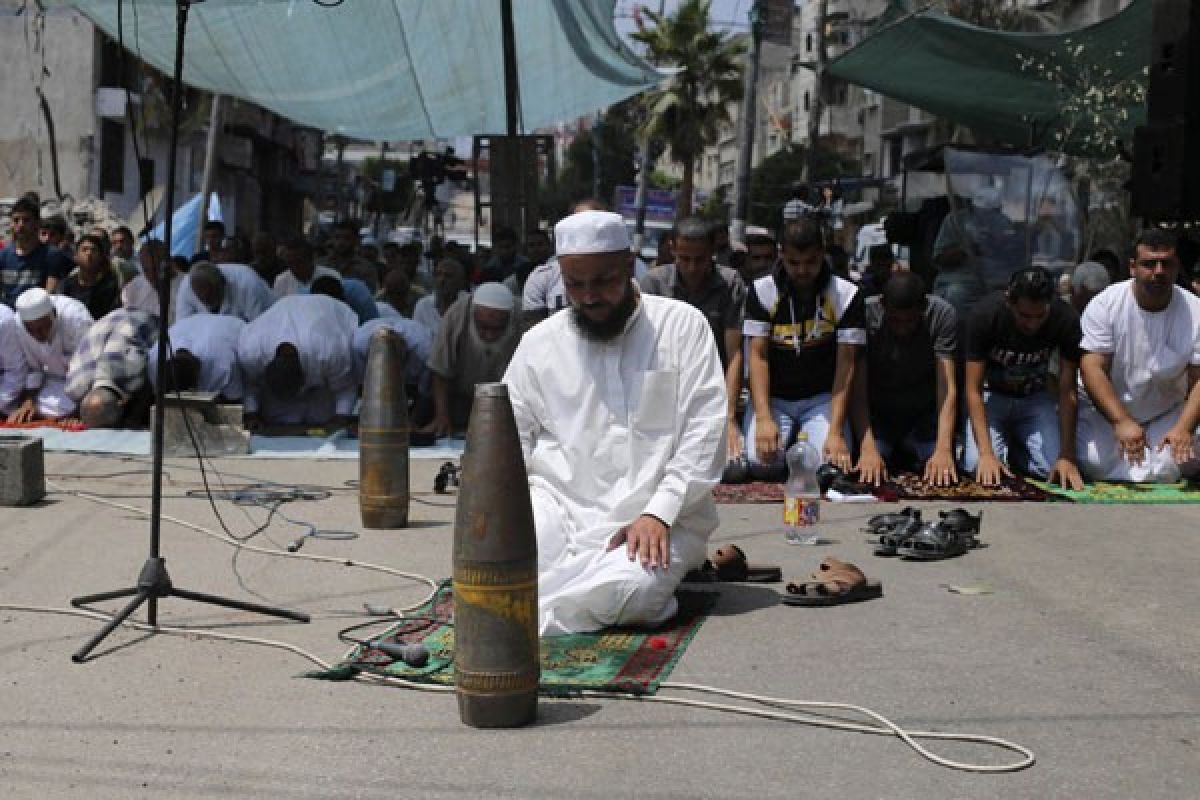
left=896, top=520, right=974, bottom=561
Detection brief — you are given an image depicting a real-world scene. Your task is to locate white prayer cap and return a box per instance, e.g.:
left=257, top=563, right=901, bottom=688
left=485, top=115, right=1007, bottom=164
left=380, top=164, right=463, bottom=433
left=15, top=288, right=54, bottom=322
left=472, top=282, right=514, bottom=312
left=555, top=210, right=630, bottom=256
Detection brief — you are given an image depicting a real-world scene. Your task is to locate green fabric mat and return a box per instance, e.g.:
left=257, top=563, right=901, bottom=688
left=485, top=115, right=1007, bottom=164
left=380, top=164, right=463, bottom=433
left=309, top=581, right=716, bottom=696
left=1032, top=479, right=1200, bottom=504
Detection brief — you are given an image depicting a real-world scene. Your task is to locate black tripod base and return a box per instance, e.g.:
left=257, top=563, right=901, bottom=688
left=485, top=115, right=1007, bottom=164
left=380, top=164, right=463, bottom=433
left=70, top=556, right=310, bottom=663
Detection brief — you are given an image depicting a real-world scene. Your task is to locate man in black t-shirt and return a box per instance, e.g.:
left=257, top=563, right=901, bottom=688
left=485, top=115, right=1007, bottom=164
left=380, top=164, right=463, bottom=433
left=61, top=234, right=121, bottom=320
left=962, top=267, right=1084, bottom=488
left=743, top=218, right=865, bottom=470
left=852, top=272, right=960, bottom=486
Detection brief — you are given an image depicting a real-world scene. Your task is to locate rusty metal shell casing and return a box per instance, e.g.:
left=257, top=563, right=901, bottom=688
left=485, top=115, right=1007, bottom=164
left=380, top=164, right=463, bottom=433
left=452, top=382, right=539, bottom=728
left=359, top=328, right=410, bottom=528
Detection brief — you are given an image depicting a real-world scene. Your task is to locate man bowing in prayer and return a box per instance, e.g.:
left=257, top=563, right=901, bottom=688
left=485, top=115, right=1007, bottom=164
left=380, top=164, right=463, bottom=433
left=503, top=210, right=727, bottom=636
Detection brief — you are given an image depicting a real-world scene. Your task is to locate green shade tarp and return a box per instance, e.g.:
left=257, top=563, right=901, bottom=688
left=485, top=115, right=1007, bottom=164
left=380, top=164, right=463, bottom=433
left=828, top=0, right=1150, bottom=156
left=62, top=0, right=660, bottom=139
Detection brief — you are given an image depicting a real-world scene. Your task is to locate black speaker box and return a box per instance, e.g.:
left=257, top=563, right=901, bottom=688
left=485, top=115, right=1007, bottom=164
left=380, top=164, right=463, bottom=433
left=1133, top=0, right=1200, bottom=220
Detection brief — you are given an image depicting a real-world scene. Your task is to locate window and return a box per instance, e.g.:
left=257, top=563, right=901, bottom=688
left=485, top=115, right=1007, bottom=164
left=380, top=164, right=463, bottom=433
left=99, top=119, right=125, bottom=193
left=803, top=91, right=810, bottom=111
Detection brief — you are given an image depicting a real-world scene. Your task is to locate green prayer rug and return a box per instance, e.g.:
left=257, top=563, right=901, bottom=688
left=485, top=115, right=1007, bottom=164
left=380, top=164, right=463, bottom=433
left=1032, top=479, right=1200, bottom=504
left=310, top=581, right=717, bottom=695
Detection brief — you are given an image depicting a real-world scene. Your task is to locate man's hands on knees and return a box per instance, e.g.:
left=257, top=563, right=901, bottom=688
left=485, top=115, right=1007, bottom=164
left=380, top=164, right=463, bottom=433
left=1160, top=425, right=1195, bottom=464
left=1114, top=418, right=1148, bottom=465
left=608, top=514, right=670, bottom=571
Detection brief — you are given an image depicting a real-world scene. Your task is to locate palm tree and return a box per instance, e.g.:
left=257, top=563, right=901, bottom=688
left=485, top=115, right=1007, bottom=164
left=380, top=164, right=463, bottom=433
left=632, top=0, right=745, bottom=218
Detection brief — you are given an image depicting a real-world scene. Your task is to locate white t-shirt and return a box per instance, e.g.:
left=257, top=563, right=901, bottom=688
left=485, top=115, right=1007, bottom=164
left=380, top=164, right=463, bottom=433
left=1079, top=280, right=1200, bottom=423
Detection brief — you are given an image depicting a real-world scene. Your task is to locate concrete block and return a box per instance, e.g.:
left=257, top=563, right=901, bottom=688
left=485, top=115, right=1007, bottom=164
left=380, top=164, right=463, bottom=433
left=156, top=402, right=251, bottom=457
left=0, top=435, right=46, bottom=506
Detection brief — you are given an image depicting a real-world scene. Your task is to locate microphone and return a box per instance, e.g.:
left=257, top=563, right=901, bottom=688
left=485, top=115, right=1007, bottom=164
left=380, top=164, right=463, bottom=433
left=370, top=641, right=430, bottom=668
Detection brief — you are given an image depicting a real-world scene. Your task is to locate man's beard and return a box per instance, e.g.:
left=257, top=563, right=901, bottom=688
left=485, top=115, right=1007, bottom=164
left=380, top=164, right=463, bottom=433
left=570, top=282, right=638, bottom=341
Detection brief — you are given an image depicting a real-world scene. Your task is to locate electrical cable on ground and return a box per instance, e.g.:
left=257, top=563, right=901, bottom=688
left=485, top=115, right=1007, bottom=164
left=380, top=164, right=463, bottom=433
left=0, top=598, right=1035, bottom=772
left=47, top=480, right=440, bottom=603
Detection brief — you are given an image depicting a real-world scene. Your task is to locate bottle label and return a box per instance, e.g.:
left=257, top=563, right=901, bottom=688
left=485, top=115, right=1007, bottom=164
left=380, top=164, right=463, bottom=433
left=783, top=496, right=820, bottom=527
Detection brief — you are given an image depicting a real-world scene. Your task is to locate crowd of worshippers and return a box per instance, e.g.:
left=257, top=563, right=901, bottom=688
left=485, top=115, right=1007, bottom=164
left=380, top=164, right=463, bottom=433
left=2, top=189, right=1199, bottom=486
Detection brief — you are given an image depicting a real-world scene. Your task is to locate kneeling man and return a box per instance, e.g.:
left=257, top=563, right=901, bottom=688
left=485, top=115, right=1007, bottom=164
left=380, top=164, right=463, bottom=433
left=503, top=211, right=727, bottom=635
left=1077, top=230, right=1200, bottom=481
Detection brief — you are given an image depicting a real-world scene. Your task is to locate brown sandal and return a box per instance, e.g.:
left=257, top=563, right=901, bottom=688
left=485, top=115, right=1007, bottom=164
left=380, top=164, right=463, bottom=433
left=783, top=557, right=883, bottom=606
left=685, top=544, right=783, bottom=583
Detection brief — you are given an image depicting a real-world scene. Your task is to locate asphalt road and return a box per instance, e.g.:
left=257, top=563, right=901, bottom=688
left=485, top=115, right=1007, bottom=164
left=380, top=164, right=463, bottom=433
left=0, top=452, right=1196, bottom=799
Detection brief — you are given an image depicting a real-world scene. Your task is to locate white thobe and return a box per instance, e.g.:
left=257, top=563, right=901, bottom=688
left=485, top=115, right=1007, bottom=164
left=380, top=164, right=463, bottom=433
left=1076, top=282, right=1200, bottom=481
left=13, top=295, right=94, bottom=417
left=353, top=317, right=433, bottom=390
left=272, top=266, right=340, bottom=299
left=175, top=262, right=274, bottom=323
left=149, top=313, right=247, bottom=401
left=237, top=294, right=358, bottom=425
left=122, top=273, right=182, bottom=324
left=503, top=293, right=728, bottom=635
left=0, top=306, right=25, bottom=414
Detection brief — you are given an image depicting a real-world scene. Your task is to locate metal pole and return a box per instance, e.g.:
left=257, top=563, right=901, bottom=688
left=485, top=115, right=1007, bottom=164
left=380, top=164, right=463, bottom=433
left=195, top=93, right=222, bottom=252
left=731, top=1, right=763, bottom=244
left=149, top=0, right=192, bottom=624
left=632, top=0, right=667, bottom=255
left=500, top=0, right=522, bottom=233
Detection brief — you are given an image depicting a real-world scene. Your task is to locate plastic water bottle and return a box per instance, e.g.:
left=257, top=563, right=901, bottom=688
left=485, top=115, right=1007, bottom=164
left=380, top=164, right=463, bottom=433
left=783, top=433, right=823, bottom=545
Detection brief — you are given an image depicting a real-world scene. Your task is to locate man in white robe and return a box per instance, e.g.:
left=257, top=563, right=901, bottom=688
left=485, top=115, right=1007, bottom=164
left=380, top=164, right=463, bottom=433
left=0, top=305, right=26, bottom=416
left=175, top=261, right=274, bottom=323
left=1077, top=230, right=1200, bottom=482
left=148, top=313, right=246, bottom=401
left=503, top=210, right=727, bottom=636
left=9, top=288, right=94, bottom=421
left=122, top=240, right=182, bottom=323
left=237, top=294, right=358, bottom=427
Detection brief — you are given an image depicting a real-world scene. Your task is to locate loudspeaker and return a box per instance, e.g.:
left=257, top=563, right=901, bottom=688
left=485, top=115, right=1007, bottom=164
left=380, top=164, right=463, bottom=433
left=1133, top=0, right=1200, bottom=220
left=1146, top=0, right=1200, bottom=123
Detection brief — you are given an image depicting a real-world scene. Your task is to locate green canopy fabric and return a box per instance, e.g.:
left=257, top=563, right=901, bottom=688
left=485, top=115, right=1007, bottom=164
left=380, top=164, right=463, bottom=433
left=828, top=0, right=1150, bottom=156
left=63, top=0, right=660, bottom=139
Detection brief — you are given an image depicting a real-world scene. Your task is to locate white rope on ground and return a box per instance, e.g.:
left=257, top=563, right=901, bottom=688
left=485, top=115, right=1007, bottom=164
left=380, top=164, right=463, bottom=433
left=592, top=682, right=1036, bottom=773
left=0, top=598, right=1035, bottom=771
left=0, top=603, right=453, bottom=694
left=26, top=481, right=1036, bottom=772
left=45, top=480, right=440, bottom=611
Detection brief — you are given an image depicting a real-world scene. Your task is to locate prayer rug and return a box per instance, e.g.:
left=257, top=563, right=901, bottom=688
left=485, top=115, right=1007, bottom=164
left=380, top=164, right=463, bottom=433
left=714, top=473, right=1065, bottom=503
left=0, top=419, right=87, bottom=432
left=309, top=581, right=716, bottom=695
left=1031, top=479, right=1200, bottom=504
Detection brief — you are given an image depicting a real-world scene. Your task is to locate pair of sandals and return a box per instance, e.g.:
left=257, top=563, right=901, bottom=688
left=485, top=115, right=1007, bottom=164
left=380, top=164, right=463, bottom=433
left=687, top=545, right=883, bottom=607
left=866, top=507, right=983, bottom=560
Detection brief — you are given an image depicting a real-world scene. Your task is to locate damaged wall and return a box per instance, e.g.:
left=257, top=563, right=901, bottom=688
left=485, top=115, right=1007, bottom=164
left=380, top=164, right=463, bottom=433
left=0, top=4, right=98, bottom=202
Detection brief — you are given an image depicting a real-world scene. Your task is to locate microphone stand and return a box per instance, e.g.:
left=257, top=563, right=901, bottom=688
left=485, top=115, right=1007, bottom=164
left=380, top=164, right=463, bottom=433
left=70, top=0, right=308, bottom=663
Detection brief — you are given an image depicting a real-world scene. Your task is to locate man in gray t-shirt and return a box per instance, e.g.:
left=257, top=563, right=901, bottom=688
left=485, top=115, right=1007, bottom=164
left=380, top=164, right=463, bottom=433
left=851, top=272, right=960, bottom=485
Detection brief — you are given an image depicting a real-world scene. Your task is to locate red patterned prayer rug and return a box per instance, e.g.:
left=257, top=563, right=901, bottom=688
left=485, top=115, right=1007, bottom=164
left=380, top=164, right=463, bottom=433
left=308, top=581, right=717, bottom=696
left=714, top=473, right=1066, bottom=503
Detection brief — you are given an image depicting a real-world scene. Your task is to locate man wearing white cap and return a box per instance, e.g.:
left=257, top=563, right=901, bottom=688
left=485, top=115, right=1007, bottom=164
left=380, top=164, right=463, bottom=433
left=504, top=210, right=727, bottom=635
left=237, top=293, right=358, bottom=428
left=423, top=282, right=519, bottom=436
left=8, top=288, right=95, bottom=422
